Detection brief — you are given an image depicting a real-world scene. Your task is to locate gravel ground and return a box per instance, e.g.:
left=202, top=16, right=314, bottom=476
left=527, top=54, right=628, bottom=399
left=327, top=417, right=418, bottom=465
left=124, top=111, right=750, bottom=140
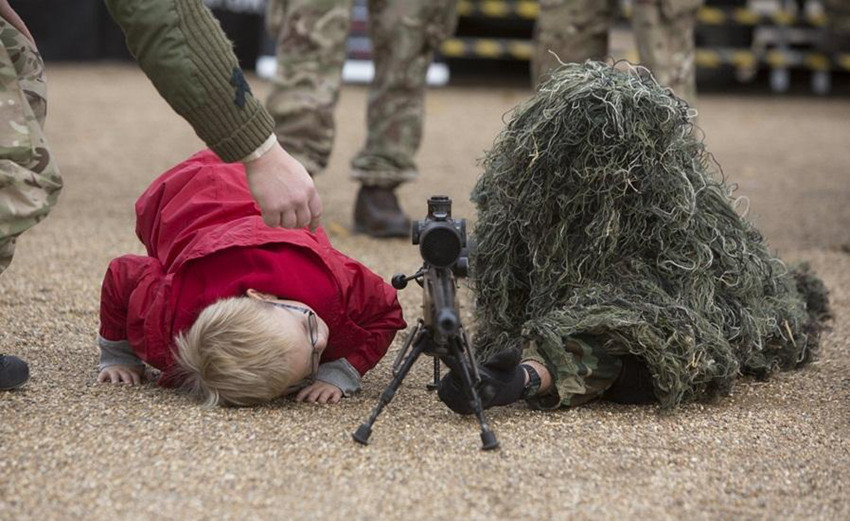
left=1, top=64, right=848, bottom=521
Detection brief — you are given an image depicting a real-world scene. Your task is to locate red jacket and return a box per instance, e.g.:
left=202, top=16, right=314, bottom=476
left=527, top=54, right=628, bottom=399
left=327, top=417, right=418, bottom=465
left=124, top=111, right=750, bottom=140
left=99, top=150, right=406, bottom=386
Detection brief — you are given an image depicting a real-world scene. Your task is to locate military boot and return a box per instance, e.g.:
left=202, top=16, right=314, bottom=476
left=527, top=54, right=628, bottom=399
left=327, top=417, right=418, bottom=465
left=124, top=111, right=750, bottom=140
left=353, top=186, right=411, bottom=238
left=0, top=355, right=29, bottom=390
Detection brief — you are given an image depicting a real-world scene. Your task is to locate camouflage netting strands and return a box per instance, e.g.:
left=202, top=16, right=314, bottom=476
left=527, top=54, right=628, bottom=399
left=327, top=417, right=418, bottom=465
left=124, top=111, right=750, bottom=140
left=470, top=61, right=830, bottom=408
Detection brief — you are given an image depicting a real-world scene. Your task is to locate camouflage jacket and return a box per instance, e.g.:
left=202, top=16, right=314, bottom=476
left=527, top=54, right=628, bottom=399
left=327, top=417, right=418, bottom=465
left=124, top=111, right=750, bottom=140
left=105, top=0, right=273, bottom=162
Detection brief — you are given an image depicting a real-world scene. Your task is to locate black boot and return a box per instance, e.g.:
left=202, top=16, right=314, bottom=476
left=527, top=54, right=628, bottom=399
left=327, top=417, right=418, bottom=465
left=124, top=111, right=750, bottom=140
left=353, top=186, right=411, bottom=238
left=0, top=355, right=29, bottom=390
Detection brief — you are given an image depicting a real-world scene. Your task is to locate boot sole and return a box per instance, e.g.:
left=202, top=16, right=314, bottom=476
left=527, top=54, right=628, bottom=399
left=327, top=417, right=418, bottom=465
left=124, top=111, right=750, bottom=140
left=0, top=360, right=30, bottom=390
left=0, top=378, right=28, bottom=391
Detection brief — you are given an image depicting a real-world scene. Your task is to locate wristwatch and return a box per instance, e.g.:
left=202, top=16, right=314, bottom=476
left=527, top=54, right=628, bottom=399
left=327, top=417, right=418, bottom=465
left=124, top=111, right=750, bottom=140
left=520, top=363, right=541, bottom=399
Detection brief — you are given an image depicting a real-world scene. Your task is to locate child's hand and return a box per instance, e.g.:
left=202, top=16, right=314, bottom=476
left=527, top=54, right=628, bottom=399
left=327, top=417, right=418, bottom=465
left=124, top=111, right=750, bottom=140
left=98, top=365, right=144, bottom=385
left=296, top=381, right=343, bottom=404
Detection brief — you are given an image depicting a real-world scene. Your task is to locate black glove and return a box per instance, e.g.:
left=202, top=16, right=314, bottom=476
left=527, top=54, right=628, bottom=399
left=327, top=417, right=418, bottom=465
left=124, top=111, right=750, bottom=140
left=437, top=348, right=526, bottom=415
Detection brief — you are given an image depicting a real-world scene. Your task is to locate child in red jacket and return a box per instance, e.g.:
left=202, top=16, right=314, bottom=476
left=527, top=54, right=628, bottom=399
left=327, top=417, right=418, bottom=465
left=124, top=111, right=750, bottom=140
left=97, top=150, right=406, bottom=406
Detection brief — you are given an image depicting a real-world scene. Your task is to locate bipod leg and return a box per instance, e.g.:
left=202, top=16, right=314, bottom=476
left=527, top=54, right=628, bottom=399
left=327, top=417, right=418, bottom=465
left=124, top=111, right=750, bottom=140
left=426, top=357, right=440, bottom=391
left=353, top=337, right=427, bottom=446
left=393, top=320, right=423, bottom=376
left=448, top=341, right=499, bottom=451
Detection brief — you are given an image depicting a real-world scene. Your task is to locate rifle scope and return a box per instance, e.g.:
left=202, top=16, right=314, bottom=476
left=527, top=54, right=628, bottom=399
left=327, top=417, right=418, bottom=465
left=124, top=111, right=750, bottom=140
left=412, top=196, right=467, bottom=270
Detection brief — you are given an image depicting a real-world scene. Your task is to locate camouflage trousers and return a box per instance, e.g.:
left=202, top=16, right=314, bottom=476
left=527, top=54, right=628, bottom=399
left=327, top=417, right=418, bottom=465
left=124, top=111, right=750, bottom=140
left=0, top=20, right=62, bottom=276
left=532, top=0, right=618, bottom=83
left=632, top=0, right=701, bottom=106
left=521, top=335, right=623, bottom=410
left=266, top=0, right=458, bottom=187
left=533, top=0, right=701, bottom=106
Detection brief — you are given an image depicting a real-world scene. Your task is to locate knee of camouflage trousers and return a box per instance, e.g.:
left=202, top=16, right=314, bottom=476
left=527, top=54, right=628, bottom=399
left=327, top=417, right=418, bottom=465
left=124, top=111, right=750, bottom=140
left=0, top=20, right=63, bottom=251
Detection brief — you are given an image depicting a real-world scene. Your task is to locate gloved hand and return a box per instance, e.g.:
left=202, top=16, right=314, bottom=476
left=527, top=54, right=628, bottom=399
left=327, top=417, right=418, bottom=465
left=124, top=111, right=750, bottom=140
left=437, top=348, right=526, bottom=415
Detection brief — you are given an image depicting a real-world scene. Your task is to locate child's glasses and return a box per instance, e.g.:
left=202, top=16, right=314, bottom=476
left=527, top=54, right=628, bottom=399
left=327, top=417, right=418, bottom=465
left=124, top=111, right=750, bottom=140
left=268, top=302, right=320, bottom=383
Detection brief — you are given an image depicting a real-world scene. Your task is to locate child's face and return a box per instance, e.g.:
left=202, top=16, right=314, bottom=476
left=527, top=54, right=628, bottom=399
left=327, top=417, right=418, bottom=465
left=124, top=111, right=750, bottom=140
left=246, top=289, right=330, bottom=385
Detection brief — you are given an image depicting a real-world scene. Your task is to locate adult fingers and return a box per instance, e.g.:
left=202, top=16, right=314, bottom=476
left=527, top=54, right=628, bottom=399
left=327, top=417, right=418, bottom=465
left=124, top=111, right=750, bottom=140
left=307, top=193, right=323, bottom=232
left=262, top=207, right=282, bottom=228
left=294, top=204, right=311, bottom=229
left=260, top=204, right=280, bottom=227
left=486, top=348, right=522, bottom=370
left=281, top=208, right=298, bottom=229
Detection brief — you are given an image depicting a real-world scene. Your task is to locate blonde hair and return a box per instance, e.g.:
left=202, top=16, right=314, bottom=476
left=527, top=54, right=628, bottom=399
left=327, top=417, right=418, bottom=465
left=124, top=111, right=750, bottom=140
left=174, top=297, right=303, bottom=407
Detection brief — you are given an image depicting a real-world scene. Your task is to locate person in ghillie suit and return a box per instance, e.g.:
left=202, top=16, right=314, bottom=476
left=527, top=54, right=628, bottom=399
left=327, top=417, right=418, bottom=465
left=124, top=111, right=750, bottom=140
left=438, top=61, right=830, bottom=414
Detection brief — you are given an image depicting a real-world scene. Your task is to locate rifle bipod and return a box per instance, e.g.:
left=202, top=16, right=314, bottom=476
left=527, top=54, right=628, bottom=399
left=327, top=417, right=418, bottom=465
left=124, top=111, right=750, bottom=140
left=352, top=320, right=499, bottom=450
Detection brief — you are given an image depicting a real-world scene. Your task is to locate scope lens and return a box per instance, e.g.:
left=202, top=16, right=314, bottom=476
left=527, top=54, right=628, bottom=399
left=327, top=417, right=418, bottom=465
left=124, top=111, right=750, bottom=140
left=419, top=224, right=462, bottom=268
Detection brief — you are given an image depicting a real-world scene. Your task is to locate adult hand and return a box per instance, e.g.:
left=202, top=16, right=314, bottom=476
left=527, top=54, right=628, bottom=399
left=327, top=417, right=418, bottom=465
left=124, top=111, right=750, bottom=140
left=295, top=380, right=343, bottom=404
left=244, top=142, right=322, bottom=230
left=98, top=365, right=144, bottom=385
left=438, top=348, right=526, bottom=415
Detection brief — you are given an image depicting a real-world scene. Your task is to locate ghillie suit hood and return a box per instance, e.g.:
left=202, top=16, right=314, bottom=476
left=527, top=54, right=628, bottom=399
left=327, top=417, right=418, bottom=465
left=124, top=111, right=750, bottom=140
left=470, top=61, right=829, bottom=408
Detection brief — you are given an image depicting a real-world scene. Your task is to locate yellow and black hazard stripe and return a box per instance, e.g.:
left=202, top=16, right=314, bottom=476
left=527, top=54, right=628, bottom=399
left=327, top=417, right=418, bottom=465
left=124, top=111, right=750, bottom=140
left=694, top=6, right=826, bottom=27
left=440, top=37, right=850, bottom=72
left=693, top=48, right=850, bottom=71
left=441, top=37, right=535, bottom=60
left=456, top=0, right=538, bottom=19
left=457, top=1, right=827, bottom=27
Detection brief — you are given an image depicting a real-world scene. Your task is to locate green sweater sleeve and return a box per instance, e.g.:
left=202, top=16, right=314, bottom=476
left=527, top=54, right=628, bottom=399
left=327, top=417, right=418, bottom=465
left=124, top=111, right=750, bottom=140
left=104, top=0, right=274, bottom=162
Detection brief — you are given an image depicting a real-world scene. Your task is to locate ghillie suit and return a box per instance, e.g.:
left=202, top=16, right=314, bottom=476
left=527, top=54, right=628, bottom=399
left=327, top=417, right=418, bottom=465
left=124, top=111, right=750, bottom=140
left=470, top=61, right=830, bottom=409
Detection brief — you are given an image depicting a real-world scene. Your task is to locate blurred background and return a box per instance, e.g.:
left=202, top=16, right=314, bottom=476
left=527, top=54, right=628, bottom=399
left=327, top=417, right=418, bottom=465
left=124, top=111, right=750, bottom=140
left=12, top=0, right=850, bottom=94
